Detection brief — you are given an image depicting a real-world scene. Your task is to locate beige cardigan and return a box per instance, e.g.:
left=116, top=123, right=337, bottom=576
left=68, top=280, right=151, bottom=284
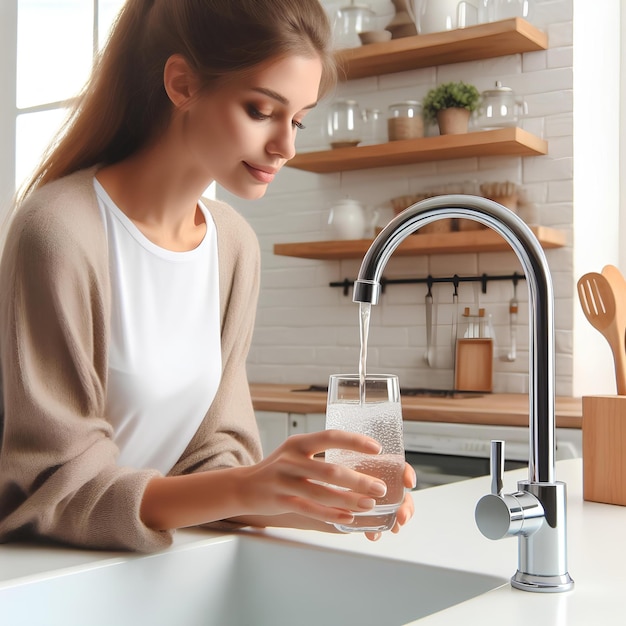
left=0, top=168, right=262, bottom=552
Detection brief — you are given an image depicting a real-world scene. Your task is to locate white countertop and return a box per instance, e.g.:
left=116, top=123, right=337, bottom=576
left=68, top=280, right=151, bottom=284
left=1, top=458, right=624, bottom=625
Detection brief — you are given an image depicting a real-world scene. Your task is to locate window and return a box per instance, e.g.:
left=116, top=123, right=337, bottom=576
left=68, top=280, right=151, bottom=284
left=0, top=0, right=125, bottom=218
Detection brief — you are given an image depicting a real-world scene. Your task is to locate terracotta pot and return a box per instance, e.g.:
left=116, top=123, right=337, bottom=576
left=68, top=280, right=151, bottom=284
left=436, top=107, right=471, bottom=135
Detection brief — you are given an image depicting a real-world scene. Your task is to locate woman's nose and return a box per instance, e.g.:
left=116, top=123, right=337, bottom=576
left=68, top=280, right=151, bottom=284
left=267, top=125, right=297, bottom=161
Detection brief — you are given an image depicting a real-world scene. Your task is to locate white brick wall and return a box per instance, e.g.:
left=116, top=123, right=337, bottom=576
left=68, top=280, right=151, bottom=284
left=220, top=0, right=577, bottom=396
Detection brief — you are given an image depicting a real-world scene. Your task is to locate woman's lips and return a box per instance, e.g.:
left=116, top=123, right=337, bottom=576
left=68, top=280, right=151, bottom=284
left=244, top=162, right=278, bottom=184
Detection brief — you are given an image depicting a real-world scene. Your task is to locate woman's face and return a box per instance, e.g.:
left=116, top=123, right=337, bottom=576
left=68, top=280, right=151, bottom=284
left=181, top=54, right=323, bottom=200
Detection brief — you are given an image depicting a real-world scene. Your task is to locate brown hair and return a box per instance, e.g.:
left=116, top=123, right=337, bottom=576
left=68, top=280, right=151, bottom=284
left=20, top=0, right=336, bottom=200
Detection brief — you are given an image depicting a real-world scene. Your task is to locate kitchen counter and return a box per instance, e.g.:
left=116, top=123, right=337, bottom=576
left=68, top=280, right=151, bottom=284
left=250, top=383, right=583, bottom=429
left=263, top=458, right=625, bottom=625
left=1, top=459, right=623, bottom=625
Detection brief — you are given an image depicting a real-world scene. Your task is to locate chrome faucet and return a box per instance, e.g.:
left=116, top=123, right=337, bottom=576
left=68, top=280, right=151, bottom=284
left=353, top=195, right=574, bottom=593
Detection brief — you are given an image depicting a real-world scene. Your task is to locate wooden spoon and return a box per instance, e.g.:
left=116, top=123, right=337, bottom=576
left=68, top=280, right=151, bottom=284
left=602, top=264, right=626, bottom=350
left=577, top=271, right=626, bottom=394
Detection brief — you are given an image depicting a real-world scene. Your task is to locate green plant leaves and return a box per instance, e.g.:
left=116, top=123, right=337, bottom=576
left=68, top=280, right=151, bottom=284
left=422, top=81, right=480, bottom=122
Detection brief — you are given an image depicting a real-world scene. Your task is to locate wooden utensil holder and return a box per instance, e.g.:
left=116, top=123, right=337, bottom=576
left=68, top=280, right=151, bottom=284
left=582, top=395, right=626, bottom=506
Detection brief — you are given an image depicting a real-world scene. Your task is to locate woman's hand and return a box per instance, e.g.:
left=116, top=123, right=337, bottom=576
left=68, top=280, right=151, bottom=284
left=365, top=462, right=416, bottom=542
left=141, top=431, right=416, bottom=536
left=238, top=430, right=388, bottom=527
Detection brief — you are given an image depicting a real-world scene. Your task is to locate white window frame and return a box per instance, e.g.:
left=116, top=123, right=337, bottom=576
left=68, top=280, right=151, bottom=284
left=0, top=1, right=111, bottom=219
left=0, top=1, right=19, bottom=214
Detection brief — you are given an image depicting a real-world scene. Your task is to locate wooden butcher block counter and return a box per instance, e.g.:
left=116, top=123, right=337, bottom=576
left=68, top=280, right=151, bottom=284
left=249, top=383, right=583, bottom=429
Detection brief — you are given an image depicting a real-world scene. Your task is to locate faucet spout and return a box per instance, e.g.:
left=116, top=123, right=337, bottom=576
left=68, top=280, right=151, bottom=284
left=353, top=194, right=573, bottom=592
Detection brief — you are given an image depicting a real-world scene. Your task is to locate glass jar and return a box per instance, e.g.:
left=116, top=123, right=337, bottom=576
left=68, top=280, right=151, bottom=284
left=387, top=101, right=424, bottom=141
left=327, top=99, right=362, bottom=149
left=333, top=3, right=375, bottom=49
left=361, top=108, right=387, bottom=145
left=477, top=81, right=527, bottom=129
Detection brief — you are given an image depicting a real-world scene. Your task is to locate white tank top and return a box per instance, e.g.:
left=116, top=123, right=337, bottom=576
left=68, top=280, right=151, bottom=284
left=94, top=179, right=222, bottom=474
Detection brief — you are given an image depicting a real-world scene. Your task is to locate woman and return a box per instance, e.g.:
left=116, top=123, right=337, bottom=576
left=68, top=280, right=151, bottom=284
left=0, top=0, right=415, bottom=552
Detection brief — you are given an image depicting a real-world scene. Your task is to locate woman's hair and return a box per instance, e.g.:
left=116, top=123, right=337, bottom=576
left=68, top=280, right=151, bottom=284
left=19, top=0, right=336, bottom=200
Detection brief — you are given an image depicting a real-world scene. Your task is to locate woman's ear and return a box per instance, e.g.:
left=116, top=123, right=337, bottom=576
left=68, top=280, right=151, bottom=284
left=163, top=54, right=200, bottom=111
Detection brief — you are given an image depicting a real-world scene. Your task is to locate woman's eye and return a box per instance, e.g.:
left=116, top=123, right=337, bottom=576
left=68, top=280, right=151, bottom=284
left=247, top=104, right=306, bottom=130
left=247, top=104, right=270, bottom=121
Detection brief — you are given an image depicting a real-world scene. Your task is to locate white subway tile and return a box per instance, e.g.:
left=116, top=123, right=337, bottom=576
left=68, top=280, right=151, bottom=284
left=547, top=180, right=574, bottom=202
left=378, top=67, right=437, bottom=91
left=522, top=50, right=548, bottom=73
left=547, top=45, right=573, bottom=69
left=523, top=155, right=573, bottom=183
left=546, top=21, right=574, bottom=48
left=545, top=113, right=573, bottom=138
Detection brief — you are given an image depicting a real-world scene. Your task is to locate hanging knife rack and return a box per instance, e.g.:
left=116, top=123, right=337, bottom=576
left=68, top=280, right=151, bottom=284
left=330, top=272, right=524, bottom=297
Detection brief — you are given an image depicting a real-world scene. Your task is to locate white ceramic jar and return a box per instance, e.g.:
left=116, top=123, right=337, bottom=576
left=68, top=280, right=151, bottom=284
left=328, top=199, right=368, bottom=240
left=415, top=0, right=479, bottom=34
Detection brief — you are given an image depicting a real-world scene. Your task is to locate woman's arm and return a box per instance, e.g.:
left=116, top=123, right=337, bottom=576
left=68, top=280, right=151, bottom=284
left=0, top=174, right=172, bottom=552
left=140, top=430, right=387, bottom=530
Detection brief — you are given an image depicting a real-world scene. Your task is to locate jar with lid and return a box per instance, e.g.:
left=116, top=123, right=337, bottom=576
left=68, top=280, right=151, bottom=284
left=327, top=99, right=362, bottom=149
left=333, top=3, right=375, bottom=49
left=477, top=81, right=527, bottom=129
left=387, top=101, right=424, bottom=141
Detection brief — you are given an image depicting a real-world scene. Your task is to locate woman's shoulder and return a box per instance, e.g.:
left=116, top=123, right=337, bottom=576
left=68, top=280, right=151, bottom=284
left=11, top=168, right=104, bottom=251
left=201, top=197, right=260, bottom=257
left=5, top=168, right=107, bottom=275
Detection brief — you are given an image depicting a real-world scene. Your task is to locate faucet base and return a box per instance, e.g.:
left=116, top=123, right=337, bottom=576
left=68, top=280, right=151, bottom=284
left=511, top=571, right=574, bottom=593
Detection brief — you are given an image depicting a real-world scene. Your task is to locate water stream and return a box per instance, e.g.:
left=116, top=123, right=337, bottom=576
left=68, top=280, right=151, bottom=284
left=359, top=302, right=371, bottom=405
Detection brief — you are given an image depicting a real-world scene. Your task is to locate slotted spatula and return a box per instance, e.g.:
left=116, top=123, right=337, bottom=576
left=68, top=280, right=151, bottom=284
left=577, top=271, right=626, bottom=395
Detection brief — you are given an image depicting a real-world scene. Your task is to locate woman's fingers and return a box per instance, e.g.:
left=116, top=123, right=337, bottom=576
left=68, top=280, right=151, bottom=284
left=265, top=451, right=387, bottom=498
left=391, top=491, right=415, bottom=534
left=404, top=461, right=417, bottom=490
left=313, top=456, right=387, bottom=497
left=368, top=464, right=416, bottom=539
left=287, top=430, right=381, bottom=457
left=279, top=478, right=377, bottom=518
left=276, top=495, right=355, bottom=526
left=365, top=531, right=382, bottom=541
left=243, top=433, right=418, bottom=535
left=272, top=432, right=387, bottom=497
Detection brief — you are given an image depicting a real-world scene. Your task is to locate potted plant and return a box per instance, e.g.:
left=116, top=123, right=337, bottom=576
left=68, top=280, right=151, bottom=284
left=422, top=81, right=480, bottom=135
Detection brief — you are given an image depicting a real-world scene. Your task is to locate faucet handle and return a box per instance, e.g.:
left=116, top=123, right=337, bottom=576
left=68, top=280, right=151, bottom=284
left=490, top=440, right=504, bottom=496
left=476, top=439, right=545, bottom=541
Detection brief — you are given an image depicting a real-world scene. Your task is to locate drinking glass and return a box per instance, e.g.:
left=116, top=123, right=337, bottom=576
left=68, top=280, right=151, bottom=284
left=325, top=373, right=405, bottom=532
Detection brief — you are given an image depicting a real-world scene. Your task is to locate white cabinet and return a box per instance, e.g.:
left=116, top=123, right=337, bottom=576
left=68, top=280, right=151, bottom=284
left=255, top=411, right=326, bottom=457
left=299, top=413, right=326, bottom=434
left=287, top=413, right=326, bottom=436
left=255, top=411, right=289, bottom=457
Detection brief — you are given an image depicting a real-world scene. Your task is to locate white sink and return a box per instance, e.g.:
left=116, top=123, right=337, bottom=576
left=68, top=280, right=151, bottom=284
left=2, top=535, right=505, bottom=625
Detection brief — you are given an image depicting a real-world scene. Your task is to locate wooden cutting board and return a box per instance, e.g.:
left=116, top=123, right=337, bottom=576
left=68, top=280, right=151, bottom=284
left=454, top=338, right=494, bottom=392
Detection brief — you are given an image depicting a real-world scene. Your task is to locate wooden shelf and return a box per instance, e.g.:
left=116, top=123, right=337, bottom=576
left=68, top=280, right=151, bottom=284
left=273, top=226, right=566, bottom=260
left=335, top=18, right=547, bottom=80
left=288, top=128, right=546, bottom=173
left=277, top=19, right=556, bottom=262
